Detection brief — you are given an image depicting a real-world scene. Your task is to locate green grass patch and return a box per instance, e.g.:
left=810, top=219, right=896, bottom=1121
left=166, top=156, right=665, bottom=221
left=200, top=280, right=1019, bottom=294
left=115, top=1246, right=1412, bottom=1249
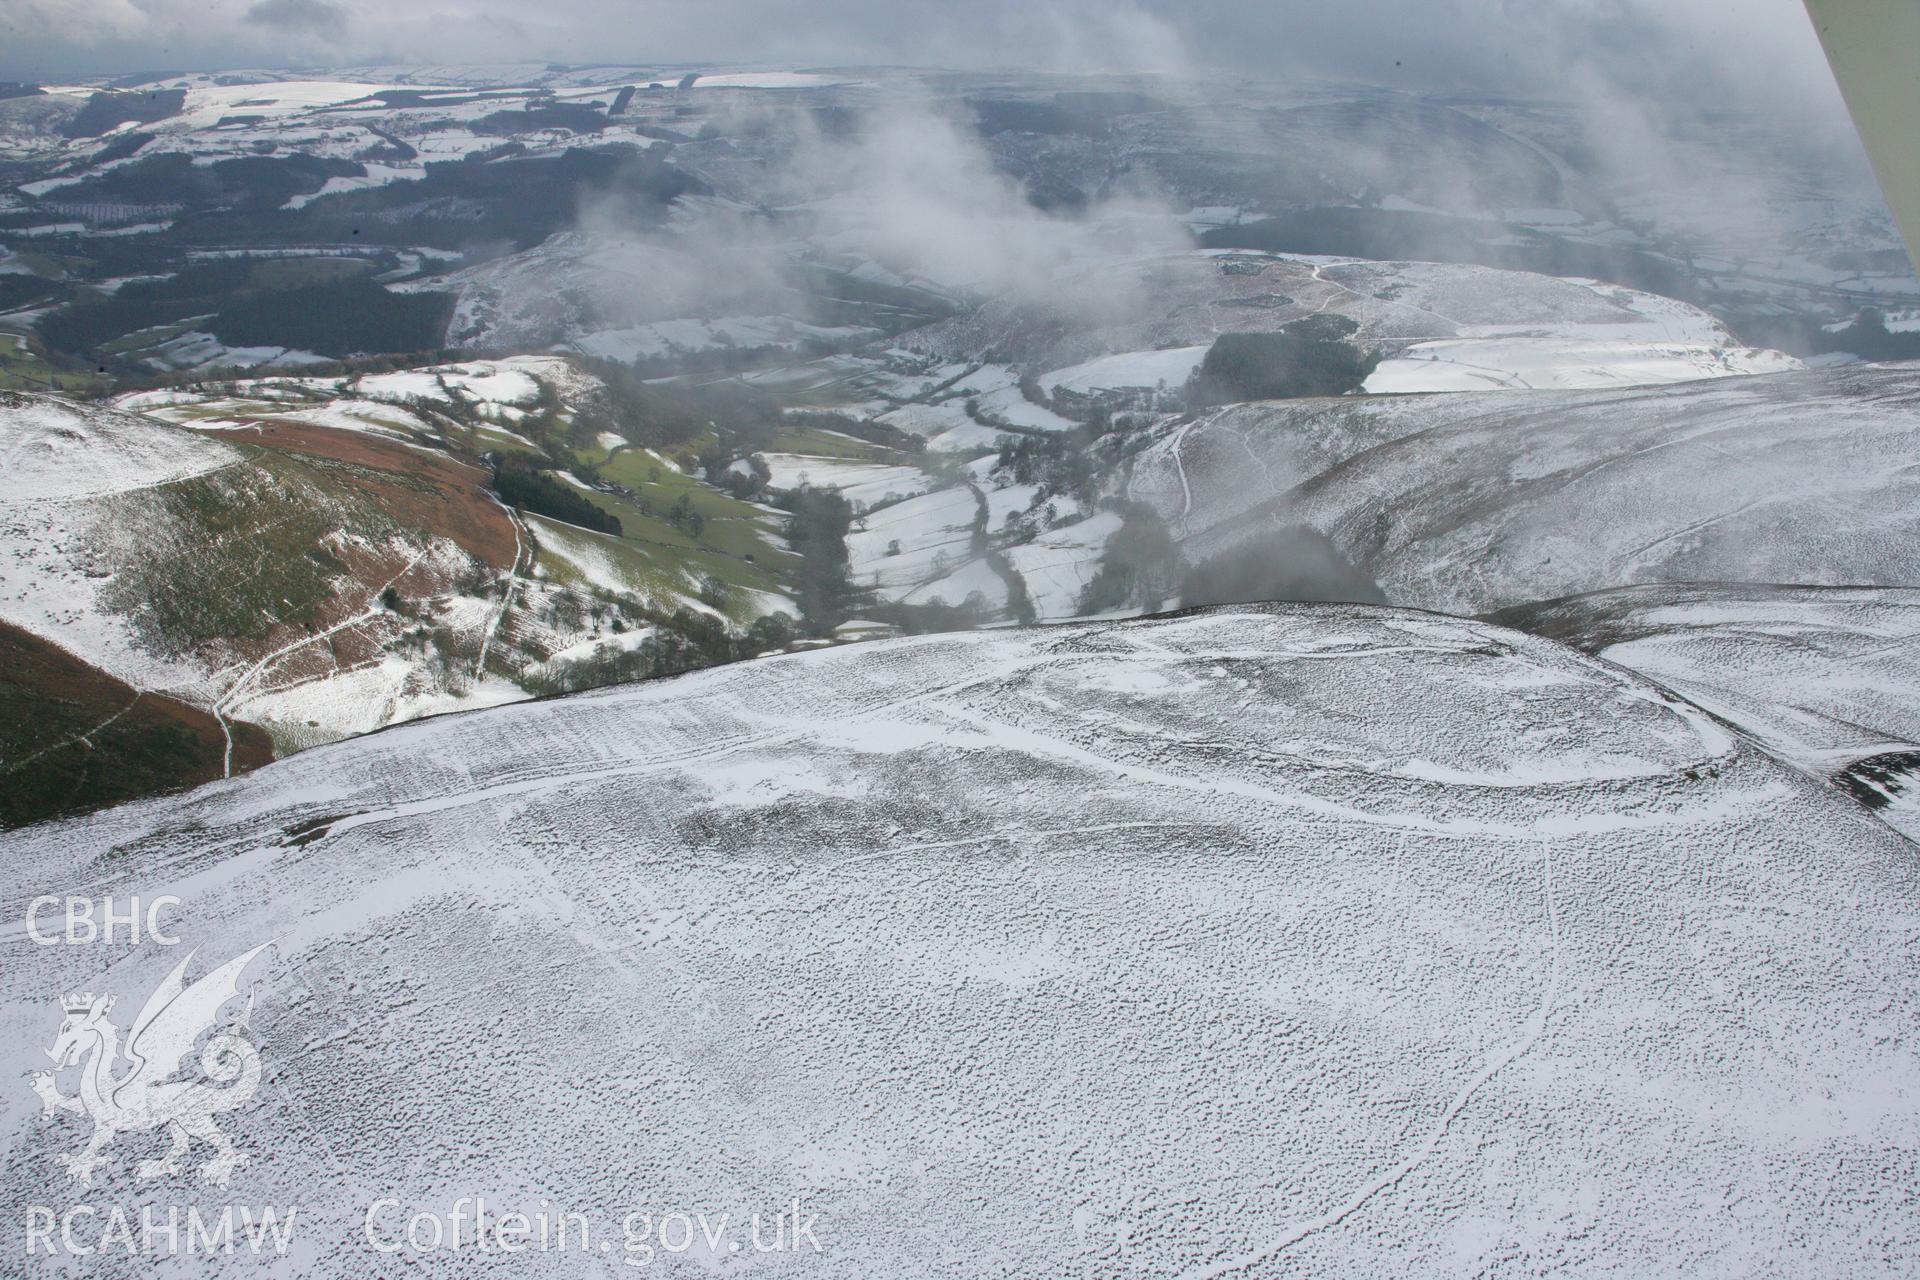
left=768, top=422, right=909, bottom=462
left=570, top=428, right=623, bottom=466
left=98, top=319, right=201, bottom=356
left=0, top=328, right=113, bottom=394
left=96, top=450, right=390, bottom=656
left=7, top=248, right=70, bottom=279
left=530, top=477, right=795, bottom=625
left=598, top=449, right=794, bottom=562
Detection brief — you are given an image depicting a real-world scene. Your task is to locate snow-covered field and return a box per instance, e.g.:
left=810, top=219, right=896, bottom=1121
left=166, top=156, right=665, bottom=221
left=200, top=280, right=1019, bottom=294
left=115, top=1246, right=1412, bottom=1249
left=900, top=553, right=1007, bottom=609
left=968, top=384, right=1078, bottom=432
left=874, top=399, right=976, bottom=439
left=139, top=331, right=333, bottom=373
left=927, top=417, right=1021, bottom=454
left=2, top=606, right=1915, bottom=1275
left=759, top=453, right=935, bottom=509
left=7, top=66, right=1920, bottom=1277
left=354, top=358, right=557, bottom=407
left=1496, top=585, right=1920, bottom=764
left=1003, top=510, right=1123, bottom=620
left=1365, top=337, right=1801, bottom=393
left=846, top=485, right=980, bottom=600
left=1039, top=345, right=1209, bottom=397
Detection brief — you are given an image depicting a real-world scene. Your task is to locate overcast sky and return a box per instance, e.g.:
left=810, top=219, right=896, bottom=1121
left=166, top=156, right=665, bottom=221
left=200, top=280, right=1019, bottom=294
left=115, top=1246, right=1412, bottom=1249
left=0, top=0, right=1847, bottom=123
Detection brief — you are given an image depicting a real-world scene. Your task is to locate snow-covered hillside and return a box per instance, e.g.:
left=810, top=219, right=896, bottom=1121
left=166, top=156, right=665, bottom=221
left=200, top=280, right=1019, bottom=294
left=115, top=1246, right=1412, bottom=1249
left=0, top=391, right=524, bottom=754
left=0, top=372, right=806, bottom=779
left=2, top=605, right=1915, bottom=1275
left=1156, top=363, right=1920, bottom=615
left=1490, top=583, right=1920, bottom=839
left=0, top=391, right=240, bottom=500
left=900, top=253, right=1800, bottom=394
left=1363, top=333, right=1798, bottom=392
left=1494, top=584, right=1920, bottom=768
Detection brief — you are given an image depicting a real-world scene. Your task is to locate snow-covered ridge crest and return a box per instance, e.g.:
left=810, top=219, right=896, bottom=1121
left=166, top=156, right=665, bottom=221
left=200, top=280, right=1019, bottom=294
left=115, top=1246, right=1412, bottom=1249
left=0, top=392, right=239, bottom=503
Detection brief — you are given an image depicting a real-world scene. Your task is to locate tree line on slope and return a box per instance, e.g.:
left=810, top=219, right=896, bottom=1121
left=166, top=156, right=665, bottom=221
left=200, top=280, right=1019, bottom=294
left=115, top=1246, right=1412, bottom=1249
left=491, top=455, right=622, bottom=535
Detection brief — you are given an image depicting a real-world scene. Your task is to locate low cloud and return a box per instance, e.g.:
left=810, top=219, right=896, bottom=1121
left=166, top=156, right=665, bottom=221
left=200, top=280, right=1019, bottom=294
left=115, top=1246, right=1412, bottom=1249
left=561, top=94, right=1189, bottom=345
left=242, top=0, right=348, bottom=38
left=776, top=98, right=1186, bottom=303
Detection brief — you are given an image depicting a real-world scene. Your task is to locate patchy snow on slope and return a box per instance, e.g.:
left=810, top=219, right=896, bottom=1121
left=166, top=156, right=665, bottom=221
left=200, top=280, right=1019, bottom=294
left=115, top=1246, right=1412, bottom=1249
left=7, top=400, right=383, bottom=728
left=230, top=657, right=524, bottom=752
left=526, top=516, right=654, bottom=599
left=122, top=358, right=596, bottom=447
left=0, top=393, right=519, bottom=746
left=3, top=606, right=1915, bottom=1276
left=261, top=400, right=442, bottom=441
left=1128, top=398, right=1444, bottom=541
left=525, top=625, right=658, bottom=675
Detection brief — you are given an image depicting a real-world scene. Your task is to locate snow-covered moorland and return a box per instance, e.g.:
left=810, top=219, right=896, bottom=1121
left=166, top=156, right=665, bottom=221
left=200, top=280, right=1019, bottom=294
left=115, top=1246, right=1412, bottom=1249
left=2, top=605, right=1915, bottom=1275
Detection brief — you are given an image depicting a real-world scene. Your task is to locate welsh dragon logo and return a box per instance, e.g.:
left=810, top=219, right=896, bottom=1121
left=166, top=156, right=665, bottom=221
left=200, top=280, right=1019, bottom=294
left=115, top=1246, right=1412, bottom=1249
left=29, top=942, right=273, bottom=1188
